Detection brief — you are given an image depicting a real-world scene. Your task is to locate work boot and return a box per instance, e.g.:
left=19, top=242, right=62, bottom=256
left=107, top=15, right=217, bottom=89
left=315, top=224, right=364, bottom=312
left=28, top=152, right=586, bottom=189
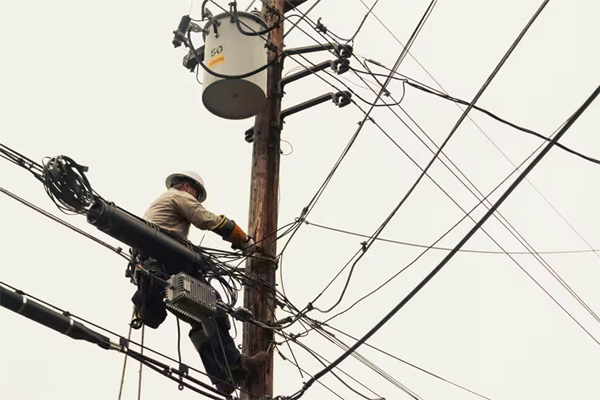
left=215, top=381, right=235, bottom=395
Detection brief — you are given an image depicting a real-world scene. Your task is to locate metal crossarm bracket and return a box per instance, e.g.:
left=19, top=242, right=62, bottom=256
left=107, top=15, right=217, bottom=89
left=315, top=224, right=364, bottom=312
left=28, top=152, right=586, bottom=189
left=244, top=91, right=351, bottom=142
left=280, top=91, right=351, bottom=121
left=279, top=59, right=349, bottom=93
left=279, top=43, right=352, bottom=66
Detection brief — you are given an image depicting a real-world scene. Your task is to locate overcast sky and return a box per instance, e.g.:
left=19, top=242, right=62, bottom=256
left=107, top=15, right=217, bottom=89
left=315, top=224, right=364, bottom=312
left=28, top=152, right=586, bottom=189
left=1, top=1, right=599, bottom=399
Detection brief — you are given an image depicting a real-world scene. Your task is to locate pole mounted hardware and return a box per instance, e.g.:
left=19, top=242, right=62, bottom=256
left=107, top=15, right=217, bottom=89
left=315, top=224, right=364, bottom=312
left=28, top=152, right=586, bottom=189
left=278, top=59, right=349, bottom=94
left=244, top=43, right=353, bottom=143
left=172, top=15, right=206, bottom=49
left=279, top=43, right=353, bottom=66
left=245, top=91, right=352, bottom=142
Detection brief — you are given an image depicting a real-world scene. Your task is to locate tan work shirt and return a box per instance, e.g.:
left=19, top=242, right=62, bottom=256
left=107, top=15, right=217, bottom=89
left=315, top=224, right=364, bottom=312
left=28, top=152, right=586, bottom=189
left=143, top=188, right=222, bottom=240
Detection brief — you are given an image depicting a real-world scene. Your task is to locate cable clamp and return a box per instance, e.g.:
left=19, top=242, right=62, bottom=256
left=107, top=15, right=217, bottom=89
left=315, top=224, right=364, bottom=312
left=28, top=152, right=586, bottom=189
left=315, top=18, right=328, bottom=34
left=17, top=296, right=27, bottom=314
left=63, top=317, right=74, bottom=335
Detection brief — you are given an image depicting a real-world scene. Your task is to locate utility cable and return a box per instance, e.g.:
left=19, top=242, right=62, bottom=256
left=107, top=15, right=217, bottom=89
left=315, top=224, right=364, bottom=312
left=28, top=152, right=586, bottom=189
left=346, top=0, right=380, bottom=43
left=316, top=121, right=600, bottom=335
left=287, top=3, right=559, bottom=397
left=354, top=1, right=600, bottom=257
left=300, top=322, right=423, bottom=399
left=273, top=347, right=346, bottom=400
left=308, top=0, right=548, bottom=315
left=280, top=331, right=396, bottom=400
left=283, top=0, right=322, bottom=38
left=277, top=0, right=437, bottom=256
left=0, top=280, right=247, bottom=398
left=289, top=84, right=599, bottom=400
left=320, top=322, right=492, bottom=400
left=351, top=65, right=600, bottom=165
left=352, top=60, right=600, bottom=324
left=0, top=186, right=130, bottom=261
left=303, top=220, right=599, bottom=254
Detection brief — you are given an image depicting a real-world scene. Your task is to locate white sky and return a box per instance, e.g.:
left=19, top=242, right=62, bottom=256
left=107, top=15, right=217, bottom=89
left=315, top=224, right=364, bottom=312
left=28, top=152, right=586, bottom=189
left=1, top=1, right=599, bottom=399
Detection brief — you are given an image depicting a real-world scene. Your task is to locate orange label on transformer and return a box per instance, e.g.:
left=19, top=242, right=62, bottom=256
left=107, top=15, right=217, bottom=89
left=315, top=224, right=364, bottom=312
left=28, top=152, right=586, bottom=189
left=209, top=55, right=226, bottom=68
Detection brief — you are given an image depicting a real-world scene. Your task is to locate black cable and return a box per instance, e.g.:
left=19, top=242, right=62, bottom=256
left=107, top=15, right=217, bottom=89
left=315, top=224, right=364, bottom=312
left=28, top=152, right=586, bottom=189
left=346, top=0, right=380, bottom=43
left=323, top=52, right=600, bottom=326
left=280, top=332, right=389, bottom=400
left=290, top=82, right=599, bottom=400
left=352, top=59, right=600, bottom=324
left=309, top=0, right=544, bottom=315
left=315, top=121, right=600, bottom=329
left=232, top=0, right=280, bottom=36
left=303, top=0, right=442, bottom=314
left=0, top=279, right=257, bottom=398
left=320, top=323, right=492, bottom=400
left=274, top=345, right=347, bottom=399
left=352, top=4, right=600, bottom=257
left=303, top=220, right=600, bottom=254
left=0, top=186, right=130, bottom=261
left=295, top=322, right=422, bottom=399
left=286, top=3, right=556, bottom=397
left=125, top=349, right=227, bottom=400
left=275, top=6, right=432, bottom=253
left=351, top=66, right=600, bottom=165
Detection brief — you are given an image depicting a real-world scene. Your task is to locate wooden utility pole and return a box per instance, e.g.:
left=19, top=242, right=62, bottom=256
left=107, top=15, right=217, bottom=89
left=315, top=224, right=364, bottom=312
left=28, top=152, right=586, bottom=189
left=242, top=0, right=284, bottom=398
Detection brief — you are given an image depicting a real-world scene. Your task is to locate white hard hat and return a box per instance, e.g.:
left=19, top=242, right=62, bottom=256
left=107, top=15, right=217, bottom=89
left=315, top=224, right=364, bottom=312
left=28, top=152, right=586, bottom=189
left=165, top=170, right=207, bottom=202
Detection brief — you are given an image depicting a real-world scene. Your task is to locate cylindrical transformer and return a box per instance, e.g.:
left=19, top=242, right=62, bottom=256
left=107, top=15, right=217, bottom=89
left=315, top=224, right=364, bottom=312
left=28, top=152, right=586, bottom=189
left=202, top=11, right=269, bottom=120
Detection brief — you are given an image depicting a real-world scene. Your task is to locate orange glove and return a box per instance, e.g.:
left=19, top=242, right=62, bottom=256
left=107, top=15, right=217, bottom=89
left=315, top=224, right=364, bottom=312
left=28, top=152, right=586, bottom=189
left=213, top=215, right=255, bottom=254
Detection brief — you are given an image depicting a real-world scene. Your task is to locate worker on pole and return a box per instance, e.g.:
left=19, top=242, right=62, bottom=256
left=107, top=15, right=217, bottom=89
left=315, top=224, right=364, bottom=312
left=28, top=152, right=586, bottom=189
left=131, top=170, right=266, bottom=395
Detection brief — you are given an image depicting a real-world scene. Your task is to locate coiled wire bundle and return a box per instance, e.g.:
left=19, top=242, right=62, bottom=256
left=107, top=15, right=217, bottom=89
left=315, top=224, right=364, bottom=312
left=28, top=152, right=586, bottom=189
left=42, top=155, right=95, bottom=214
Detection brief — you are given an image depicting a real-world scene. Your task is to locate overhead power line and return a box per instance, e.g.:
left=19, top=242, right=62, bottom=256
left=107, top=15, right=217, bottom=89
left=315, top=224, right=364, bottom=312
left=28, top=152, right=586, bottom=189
left=352, top=0, right=600, bottom=258
left=286, top=2, right=567, bottom=397
left=307, top=0, right=538, bottom=315
left=0, top=186, right=130, bottom=261
left=353, top=67, right=600, bottom=165
left=290, top=84, right=600, bottom=399
left=303, top=220, right=600, bottom=255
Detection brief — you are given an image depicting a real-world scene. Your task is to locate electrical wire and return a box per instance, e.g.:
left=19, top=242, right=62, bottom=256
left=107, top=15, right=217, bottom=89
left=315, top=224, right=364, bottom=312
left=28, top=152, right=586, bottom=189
left=350, top=60, right=600, bottom=324
left=302, top=323, right=422, bottom=399
left=353, top=0, right=600, bottom=258
left=289, top=82, right=599, bottom=400
left=302, top=220, right=600, bottom=254
left=319, top=322, right=492, bottom=400
left=283, top=0, right=322, bottom=38
left=273, top=349, right=346, bottom=399
left=0, top=186, right=130, bottom=261
left=346, top=0, right=380, bottom=43
left=0, top=280, right=250, bottom=399
left=276, top=0, right=437, bottom=256
left=285, top=3, right=559, bottom=397
left=351, top=64, right=600, bottom=165
left=348, top=59, right=600, bottom=325
left=307, top=0, right=544, bottom=315
left=279, top=332, right=391, bottom=400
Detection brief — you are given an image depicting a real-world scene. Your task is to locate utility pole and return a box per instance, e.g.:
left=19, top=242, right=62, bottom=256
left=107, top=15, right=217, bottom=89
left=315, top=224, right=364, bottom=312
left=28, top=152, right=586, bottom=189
left=242, top=0, right=284, bottom=398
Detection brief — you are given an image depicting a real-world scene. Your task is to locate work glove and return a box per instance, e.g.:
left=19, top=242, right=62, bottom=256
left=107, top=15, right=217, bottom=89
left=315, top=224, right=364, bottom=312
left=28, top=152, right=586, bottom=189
left=239, top=237, right=256, bottom=255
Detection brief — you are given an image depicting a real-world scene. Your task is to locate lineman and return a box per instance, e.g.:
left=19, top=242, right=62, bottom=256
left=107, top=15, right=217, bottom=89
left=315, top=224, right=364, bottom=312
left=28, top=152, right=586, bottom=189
left=131, top=171, right=265, bottom=394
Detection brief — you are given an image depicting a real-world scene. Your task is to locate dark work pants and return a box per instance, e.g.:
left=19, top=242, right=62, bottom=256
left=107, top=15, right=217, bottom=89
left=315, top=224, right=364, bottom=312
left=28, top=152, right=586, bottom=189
left=131, top=258, right=241, bottom=389
left=189, top=316, right=242, bottom=390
